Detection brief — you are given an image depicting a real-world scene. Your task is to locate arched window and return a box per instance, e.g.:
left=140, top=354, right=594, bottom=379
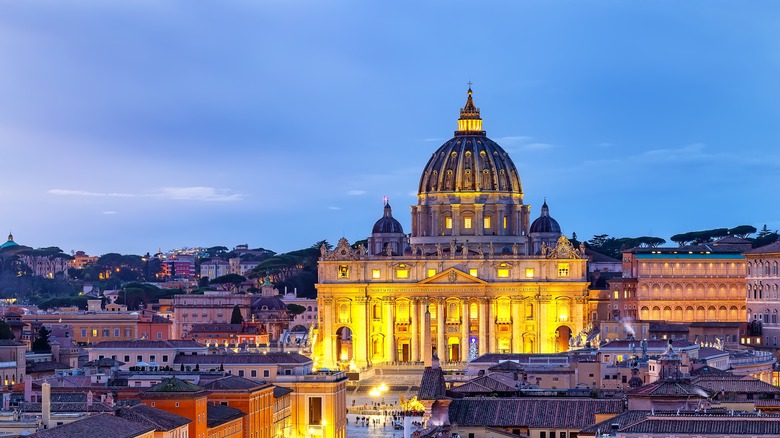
left=748, top=263, right=752, bottom=276
left=469, top=302, right=478, bottom=320
left=338, top=303, right=350, bottom=323
left=372, top=303, right=382, bottom=320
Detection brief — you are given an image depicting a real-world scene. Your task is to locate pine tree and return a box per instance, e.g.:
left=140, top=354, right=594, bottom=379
left=31, top=326, right=51, bottom=352
left=230, top=305, right=244, bottom=324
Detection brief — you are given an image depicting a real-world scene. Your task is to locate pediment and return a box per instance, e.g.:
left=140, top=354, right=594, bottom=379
left=418, top=267, right=487, bottom=285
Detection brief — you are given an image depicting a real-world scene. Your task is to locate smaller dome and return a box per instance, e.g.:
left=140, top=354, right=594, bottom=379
left=530, top=200, right=561, bottom=234
left=372, top=203, right=404, bottom=234
left=501, top=246, right=512, bottom=255
left=252, top=296, right=287, bottom=312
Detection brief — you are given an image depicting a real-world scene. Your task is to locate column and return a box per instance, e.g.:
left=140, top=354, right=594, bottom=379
left=461, top=298, right=470, bottom=362
left=475, top=205, right=484, bottom=236
left=353, top=297, right=368, bottom=368
left=321, top=297, right=334, bottom=368
left=410, top=298, right=419, bottom=362
left=452, top=204, right=461, bottom=235
left=487, top=298, right=495, bottom=353
left=479, top=298, right=488, bottom=355
left=511, top=296, right=522, bottom=353
left=384, top=297, right=395, bottom=363
left=420, top=299, right=428, bottom=363
left=437, top=298, right=446, bottom=361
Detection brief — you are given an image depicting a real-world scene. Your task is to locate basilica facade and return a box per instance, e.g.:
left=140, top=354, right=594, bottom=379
left=315, top=89, right=589, bottom=370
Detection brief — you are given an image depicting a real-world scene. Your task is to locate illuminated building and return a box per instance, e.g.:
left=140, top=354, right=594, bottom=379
left=745, top=241, right=780, bottom=349
left=608, top=238, right=749, bottom=324
left=315, top=88, right=589, bottom=370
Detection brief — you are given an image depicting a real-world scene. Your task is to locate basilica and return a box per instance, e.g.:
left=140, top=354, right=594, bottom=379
left=315, top=88, right=590, bottom=370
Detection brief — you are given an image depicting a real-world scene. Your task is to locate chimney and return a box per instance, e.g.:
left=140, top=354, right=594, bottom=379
left=86, top=390, right=93, bottom=408
left=105, top=393, right=114, bottom=407
left=423, top=306, right=432, bottom=367
left=41, top=382, right=51, bottom=429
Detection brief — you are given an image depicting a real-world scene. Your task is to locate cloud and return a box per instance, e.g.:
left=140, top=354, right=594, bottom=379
left=154, top=187, right=244, bottom=202
left=328, top=206, right=342, bottom=210
left=421, top=138, right=444, bottom=143
left=48, top=186, right=244, bottom=202
left=347, top=190, right=366, bottom=196
left=492, top=136, right=532, bottom=145
left=102, top=211, right=118, bottom=215
left=48, top=189, right=134, bottom=197
left=597, top=142, right=612, bottom=148
left=524, top=143, right=553, bottom=151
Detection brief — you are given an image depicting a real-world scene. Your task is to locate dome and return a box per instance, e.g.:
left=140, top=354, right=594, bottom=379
left=372, top=203, right=404, bottom=234
left=529, top=200, right=561, bottom=234
left=418, top=89, right=522, bottom=195
left=252, top=296, right=288, bottom=312
left=0, top=232, right=19, bottom=250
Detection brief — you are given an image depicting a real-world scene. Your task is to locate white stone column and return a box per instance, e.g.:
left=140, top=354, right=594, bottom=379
left=410, top=298, right=419, bottom=362
left=437, top=297, right=446, bottom=361
left=487, top=298, right=495, bottom=353
left=321, top=297, right=334, bottom=368
left=353, top=297, right=368, bottom=368
left=384, top=297, right=395, bottom=363
left=461, top=298, right=470, bottom=362
left=479, top=298, right=488, bottom=355
left=511, top=296, right=522, bottom=353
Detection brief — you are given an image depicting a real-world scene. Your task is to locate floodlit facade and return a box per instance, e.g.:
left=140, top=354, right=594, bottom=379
left=315, top=88, right=589, bottom=370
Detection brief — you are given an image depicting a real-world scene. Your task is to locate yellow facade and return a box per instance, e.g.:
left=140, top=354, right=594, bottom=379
left=317, top=237, right=589, bottom=369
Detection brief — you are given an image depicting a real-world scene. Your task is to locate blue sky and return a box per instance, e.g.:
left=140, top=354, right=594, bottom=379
left=1, top=1, right=778, bottom=256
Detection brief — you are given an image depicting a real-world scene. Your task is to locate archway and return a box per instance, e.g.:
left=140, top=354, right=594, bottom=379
left=335, top=326, right=353, bottom=364
left=555, top=326, right=571, bottom=352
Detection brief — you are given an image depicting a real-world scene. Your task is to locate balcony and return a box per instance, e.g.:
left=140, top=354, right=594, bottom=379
left=0, top=361, right=17, bottom=369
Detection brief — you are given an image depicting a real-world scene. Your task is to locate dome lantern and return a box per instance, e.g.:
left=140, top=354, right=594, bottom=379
left=456, top=85, right=484, bottom=135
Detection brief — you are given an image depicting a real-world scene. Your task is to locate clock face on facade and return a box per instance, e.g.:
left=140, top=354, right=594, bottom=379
left=340, top=249, right=347, bottom=255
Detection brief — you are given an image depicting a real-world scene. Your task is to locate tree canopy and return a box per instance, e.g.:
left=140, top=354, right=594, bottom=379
left=31, top=326, right=51, bottom=352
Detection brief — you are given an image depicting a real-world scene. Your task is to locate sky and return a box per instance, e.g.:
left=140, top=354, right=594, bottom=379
left=1, top=1, right=779, bottom=256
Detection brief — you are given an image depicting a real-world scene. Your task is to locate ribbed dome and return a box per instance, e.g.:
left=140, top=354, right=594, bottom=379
left=418, top=89, right=522, bottom=194
left=529, top=200, right=561, bottom=233
left=372, top=203, right=404, bottom=234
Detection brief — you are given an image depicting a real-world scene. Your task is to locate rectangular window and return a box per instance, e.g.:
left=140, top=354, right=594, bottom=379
left=308, top=397, right=323, bottom=425
left=125, top=329, right=132, bottom=337
left=372, top=269, right=381, bottom=279
left=81, top=329, right=87, bottom=338
left=238, top=370, right=245, bottom=377
left=558, top=263, right=570, bottom=277
left=263, top=370, right=270, bottom=378
left=251, top=370, right=257, bottom=378
left=503, top=216, right=507, bottom=229
left=124, top=355, right=130, bottom=362
left=427, top=269, right=437, bottom=278
left=464, top=217, right=472, bottom=229
left=445, top=217, right=453, bottom=229
left=613, top=291, right=619, bottom=299
left=162, top=355, right=169, bottom=363
left=525, top=268, right=534, bottom=278
left=497, top=269, right=510, bottom=278
left=483, top=217, right=491, bottom=229
left=114, top=328, right=120, bottom=337
left=469, top=268, right=478, bottom=277
left=91, top=329, right=98, bottom=337
left=149, top=355, right=156, bottom=363
left=396, top=269, right=409, bottom=279
left=157, top=332, right=162, bottom=339
left=136, top=355, right=143, bottom=362
left=102, top=329, right=110, bottom=337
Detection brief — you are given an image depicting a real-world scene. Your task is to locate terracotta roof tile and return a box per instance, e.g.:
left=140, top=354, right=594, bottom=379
left=29, top=413, right=155, bottom=438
